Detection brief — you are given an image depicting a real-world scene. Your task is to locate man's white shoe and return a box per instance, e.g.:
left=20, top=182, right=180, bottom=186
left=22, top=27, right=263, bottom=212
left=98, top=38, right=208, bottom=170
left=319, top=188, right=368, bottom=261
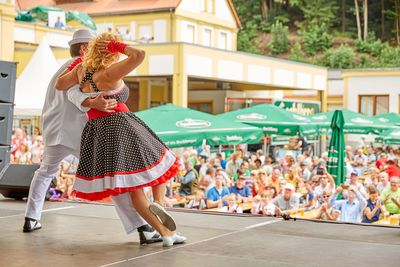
left=149, top=202, right=177, bottom=231
left=162, top=233, right=187, bottom=247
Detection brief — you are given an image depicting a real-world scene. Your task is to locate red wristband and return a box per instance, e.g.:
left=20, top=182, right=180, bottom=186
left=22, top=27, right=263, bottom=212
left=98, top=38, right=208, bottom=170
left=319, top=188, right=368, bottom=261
left=106, top=41, right=128, bottom=54
left=67, top=57, right=83, bottom=71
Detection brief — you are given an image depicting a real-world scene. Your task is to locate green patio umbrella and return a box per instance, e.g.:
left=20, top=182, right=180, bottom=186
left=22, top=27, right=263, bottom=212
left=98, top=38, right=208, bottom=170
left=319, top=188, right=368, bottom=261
left=309, top=109, right=394, bottom=135
left=29, top=5, right=97, bottom=30
left=376, top=128, right=400, bottom=145
left=66, top=10, right=97, bottom=30
left=327, top=110, right=346, bottom=185
left=217, top=104, right=317, bottom=138
left=374, top=112, right=400, bottom=126
left=134, top=104, right=263, bottom=148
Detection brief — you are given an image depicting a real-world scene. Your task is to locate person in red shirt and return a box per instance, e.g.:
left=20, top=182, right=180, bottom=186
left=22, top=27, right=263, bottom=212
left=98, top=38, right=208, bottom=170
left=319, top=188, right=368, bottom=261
left=376, top=153, right=387, bottom=171
left=386, top=160, right=400, bottom=178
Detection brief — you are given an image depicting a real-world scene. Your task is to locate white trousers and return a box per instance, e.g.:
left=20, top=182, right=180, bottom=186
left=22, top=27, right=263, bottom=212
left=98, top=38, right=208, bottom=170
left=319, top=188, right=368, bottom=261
left=25, top=144, right=146, bottom=234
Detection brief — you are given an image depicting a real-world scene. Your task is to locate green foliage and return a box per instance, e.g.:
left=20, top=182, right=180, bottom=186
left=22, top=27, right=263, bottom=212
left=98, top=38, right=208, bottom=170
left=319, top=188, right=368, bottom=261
left=321, top=45, right=355, bottom=69
left=301, top=24, right=332, bottom=56
left=268, top=21, right=289, bottom=55
left=379, top=46, right=400, bottom=67
left=354, top=33, right=385, bottom=56
left=289, top=42, right=306, bottom=63
left=295, top=0, right=338, bottom=30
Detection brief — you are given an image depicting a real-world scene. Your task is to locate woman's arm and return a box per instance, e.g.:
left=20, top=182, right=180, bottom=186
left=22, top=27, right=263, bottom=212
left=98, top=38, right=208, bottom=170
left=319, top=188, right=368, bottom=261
left=55, top=64, right=80, bottom=90
left=100, top=42, right=145, bottom=82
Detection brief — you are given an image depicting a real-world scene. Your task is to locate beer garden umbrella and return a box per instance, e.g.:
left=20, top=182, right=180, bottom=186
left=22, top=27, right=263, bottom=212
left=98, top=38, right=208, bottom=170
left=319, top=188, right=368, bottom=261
left=309, top=109, right=395, bottom=135
left=134, top=104, right=263, bottom=148
left=375, top=128, right=400, bottom=145
left=374, top=112, right=400, bottom=126
left=217, top=104, right=317, bottom=138
left=327, top=110, right=346, bottom=185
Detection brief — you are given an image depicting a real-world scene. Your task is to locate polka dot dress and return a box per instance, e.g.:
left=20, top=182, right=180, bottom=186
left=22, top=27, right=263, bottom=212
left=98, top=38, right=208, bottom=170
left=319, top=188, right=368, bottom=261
left=72, top=74, right=180, bottom=201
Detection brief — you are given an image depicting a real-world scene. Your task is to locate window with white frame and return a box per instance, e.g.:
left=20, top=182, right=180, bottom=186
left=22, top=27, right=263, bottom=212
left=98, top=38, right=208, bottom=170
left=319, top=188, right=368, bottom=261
left=218, top=31, right=228, bottom=49
left=202, top=27, right=212, bottom=47
left=139, top=24, right=152, bottom=39
left=185, top=24, right=196, bottom=43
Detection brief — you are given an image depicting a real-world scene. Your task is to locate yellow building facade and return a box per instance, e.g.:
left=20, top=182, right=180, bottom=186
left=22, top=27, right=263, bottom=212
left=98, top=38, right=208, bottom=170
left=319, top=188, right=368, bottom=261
left=2, top=0, right=328, bottom=122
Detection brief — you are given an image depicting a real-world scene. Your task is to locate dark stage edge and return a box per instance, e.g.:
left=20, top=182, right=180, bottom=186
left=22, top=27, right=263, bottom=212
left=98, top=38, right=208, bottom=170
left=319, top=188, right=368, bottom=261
left=0, top=197, right=399, bottom=267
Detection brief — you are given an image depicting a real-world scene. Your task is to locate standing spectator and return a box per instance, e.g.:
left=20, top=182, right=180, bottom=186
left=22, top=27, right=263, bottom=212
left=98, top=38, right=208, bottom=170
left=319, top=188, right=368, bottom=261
left=380, top=176, right=400, bottom=215
left=123, top=29, right=133, bottom=41
left=216, top=153, right=226, bottom=169
left=362, top=185, right=385, bottom=223
left=329, top=186, right=367, bottom=223
left=54, top=16, right=65, bottom=29
left=366, top=147, right=377, bottom=165
left=206, top=174, right=229, bottom=209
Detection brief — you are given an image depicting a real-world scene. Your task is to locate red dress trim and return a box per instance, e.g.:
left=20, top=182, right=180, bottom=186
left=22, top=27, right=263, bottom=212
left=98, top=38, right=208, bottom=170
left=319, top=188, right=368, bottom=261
left=72, top=156, right=180, bottom=201
left=75, top=148, right=169, bottom=181
left=87, top=102, right=129, bottom=120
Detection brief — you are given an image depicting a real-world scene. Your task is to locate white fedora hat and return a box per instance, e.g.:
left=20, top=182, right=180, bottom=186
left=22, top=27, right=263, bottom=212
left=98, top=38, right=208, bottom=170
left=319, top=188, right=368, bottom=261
left=68, top=29, right=97, bottom=46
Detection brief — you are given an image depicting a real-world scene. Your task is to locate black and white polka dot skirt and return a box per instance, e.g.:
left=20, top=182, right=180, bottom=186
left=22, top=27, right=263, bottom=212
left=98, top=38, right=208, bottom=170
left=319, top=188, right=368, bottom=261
left=72, top=112, right=180, bottom=201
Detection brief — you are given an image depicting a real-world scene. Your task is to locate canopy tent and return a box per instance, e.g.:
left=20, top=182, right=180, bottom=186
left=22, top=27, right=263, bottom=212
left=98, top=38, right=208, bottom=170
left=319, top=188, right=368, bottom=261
left=18, top=5, right=97, bottom=30
left=134, top=104, right=263, bottom=148
left=374, top=112, right=400, bottom=126
left=15, top=38, right=59, bottom=116
left=216, top=104, right=317, bottom=137
left=308, top=109, right=395, bottom=135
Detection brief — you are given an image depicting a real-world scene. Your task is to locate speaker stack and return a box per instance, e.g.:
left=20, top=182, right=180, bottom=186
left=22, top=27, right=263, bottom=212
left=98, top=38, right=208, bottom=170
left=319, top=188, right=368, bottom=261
left=0, top=60, right=16, bottom=172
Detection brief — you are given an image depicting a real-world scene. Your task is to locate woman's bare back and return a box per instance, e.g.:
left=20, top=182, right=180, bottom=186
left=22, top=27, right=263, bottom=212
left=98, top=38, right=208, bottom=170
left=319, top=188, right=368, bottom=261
left=76, top=65, right=122, bottom=93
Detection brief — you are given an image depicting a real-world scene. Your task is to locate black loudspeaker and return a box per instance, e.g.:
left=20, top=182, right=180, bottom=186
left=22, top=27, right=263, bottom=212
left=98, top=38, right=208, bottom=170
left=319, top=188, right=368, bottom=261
left=0, top=61, right=17, bottom=103
left=0, top=146, right=10, bottom=172
left=0, top=164, right=40, bottom=200
left=0, top=103, right=14, bottom=145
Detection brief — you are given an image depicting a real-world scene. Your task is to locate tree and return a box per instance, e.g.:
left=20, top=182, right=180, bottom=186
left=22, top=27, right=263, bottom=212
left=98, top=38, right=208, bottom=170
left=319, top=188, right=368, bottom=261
left=354, top=0, right=362, bottom=39
left=363, top=0, right=368, bottom=40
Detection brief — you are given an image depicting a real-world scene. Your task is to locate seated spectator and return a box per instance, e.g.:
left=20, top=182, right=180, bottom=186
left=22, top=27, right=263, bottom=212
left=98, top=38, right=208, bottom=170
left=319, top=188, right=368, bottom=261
left=266, top=168, right=281, bottom=192
left=303, top=182, right=316, bottom=210
left=377, top=172, right=390, bottom=194
left=386, top=160, right=400, bottom=178
left=216, top=153, right=226, bottom=169
left=284, top=167, right=301, bottom=190
left=229, top=175, right=252, bottom=203
left=219, top=193, right=243, bottom=213
left=329, top=185, right=367, bottom=223
left=179, top=161, right=199, bottom=196
left=348, top=171, right=367, bottom=198
left=270, top=183, right=300, bottom=216
left=352, top=149, right=368, bottom=176
left=206, top=174, right=230, bottom=209
left=314, top=170, right=336, bottom=206
left=232, top=161, right=251, bottom=182
left=186, top=190, right=207, bottom=210
left=299, top=161, right=311, bottom=182
left=362, top=185, right=385, bottom=223
left=14, top=142, right=31, bottom=164
left=198, top=174, right=214, bottom=196
left=380, top=176, right=400, bottom=214
left=252, top=170, right=266, bottom=197
left=315, top=203, right=340, bottom=221
left=375, top=153, right=387, bottom=171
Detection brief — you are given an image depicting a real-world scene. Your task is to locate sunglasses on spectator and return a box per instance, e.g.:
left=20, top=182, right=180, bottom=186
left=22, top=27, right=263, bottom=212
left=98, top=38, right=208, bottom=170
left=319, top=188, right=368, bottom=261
left=323, top=195, right=330, bottom=198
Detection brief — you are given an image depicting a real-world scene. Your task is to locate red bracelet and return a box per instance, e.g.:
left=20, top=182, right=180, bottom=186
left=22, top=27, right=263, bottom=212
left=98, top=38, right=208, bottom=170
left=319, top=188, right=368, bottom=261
left=67, top=57, right=83, bottom=71
left=106, top=41, right=128, bottom=54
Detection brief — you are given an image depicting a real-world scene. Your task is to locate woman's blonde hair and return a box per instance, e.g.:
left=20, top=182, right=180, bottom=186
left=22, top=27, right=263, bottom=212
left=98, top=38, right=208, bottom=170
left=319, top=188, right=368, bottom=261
left=83, top=32, right=122, bottom=70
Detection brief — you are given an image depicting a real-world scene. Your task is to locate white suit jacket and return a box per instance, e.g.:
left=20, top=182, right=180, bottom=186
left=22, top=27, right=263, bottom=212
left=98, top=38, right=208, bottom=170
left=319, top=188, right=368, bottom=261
left=41, top=59, right=88, bottom=150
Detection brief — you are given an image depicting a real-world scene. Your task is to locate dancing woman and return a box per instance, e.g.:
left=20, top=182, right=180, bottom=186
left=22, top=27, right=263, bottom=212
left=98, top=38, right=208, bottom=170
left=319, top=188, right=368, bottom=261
left=56, top=33, right=185, bottom=247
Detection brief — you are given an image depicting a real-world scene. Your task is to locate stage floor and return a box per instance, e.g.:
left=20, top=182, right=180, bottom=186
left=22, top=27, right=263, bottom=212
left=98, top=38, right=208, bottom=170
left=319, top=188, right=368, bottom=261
left=0, top=197, right=399, bottom=267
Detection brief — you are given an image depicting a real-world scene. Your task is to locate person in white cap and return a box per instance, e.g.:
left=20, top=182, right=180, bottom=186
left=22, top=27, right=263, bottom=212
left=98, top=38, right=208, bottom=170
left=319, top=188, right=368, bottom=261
left=23, top=29, right=161, bottom=245
left=270, top=183, right=300, bottom=216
